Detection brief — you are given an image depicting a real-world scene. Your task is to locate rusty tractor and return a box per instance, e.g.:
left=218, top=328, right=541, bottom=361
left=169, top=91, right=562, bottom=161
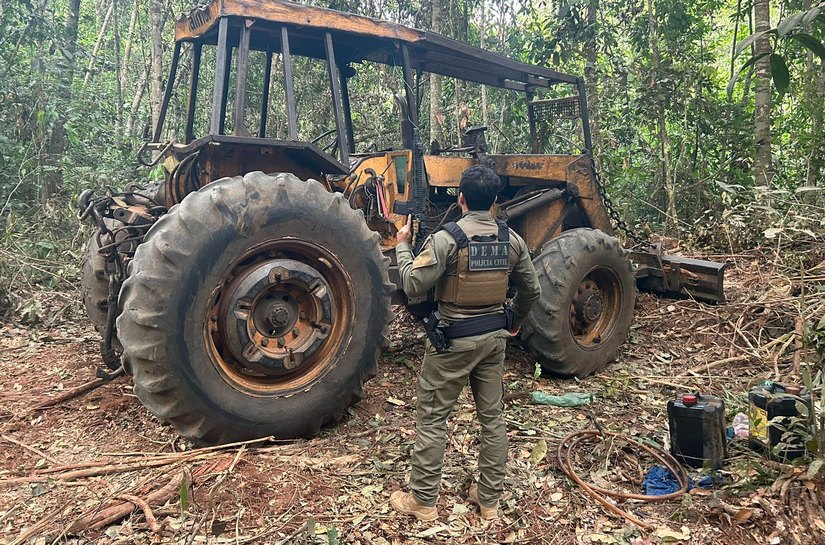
left=77, top=0, right=725, bottom=444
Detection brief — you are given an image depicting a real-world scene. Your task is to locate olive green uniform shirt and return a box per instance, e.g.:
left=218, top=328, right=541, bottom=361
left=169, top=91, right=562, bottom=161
left=396, top=210, right=541, bottom=325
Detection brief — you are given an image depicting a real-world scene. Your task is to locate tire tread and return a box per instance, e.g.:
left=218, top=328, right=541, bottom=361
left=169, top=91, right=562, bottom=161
left=118, top=172, right=394, bottom=443
left=522, top=228, right=636, bottom=377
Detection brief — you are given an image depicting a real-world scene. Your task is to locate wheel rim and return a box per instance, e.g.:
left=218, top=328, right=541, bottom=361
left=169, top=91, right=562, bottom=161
left=569, top=267, right=622, bottom=349
left=206, top=238, right=353, bottom=395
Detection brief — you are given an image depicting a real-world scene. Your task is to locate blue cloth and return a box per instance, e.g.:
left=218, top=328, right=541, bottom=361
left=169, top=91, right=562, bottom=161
left=695, top=475, right=715, bottom=488
left=642, top=465, right=682, bottom=495
left=642, top=466, right=721, bottom=496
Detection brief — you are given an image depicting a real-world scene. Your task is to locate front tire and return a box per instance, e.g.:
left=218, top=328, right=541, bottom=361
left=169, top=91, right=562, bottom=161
left=117, top=172, right=393, bottom=443
left=81, top=228, right=122, bottom=351
left=522, top=229, right=636, bottom=377
left=81, top=230, right=110, bottom=335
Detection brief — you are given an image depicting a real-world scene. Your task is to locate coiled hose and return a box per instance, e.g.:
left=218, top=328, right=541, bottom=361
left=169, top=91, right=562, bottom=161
left=556, top=429, right=689, bottom=530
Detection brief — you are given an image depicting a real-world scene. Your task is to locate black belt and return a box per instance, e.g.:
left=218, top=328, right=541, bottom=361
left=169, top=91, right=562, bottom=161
left=442, top=312, right=510, bottom=339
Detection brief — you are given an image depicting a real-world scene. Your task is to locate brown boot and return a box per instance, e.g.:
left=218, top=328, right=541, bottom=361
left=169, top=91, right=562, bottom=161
left=390, top=490, right=438, bottom=522
left=468, top=484, right=500, bottom=521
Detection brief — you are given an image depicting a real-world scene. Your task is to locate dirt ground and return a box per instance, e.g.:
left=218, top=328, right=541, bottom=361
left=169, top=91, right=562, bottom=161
left=1, top=251, right=824, bottom=545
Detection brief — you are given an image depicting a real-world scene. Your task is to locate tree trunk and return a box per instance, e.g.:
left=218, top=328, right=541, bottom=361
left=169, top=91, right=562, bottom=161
left=802, top=0, right=822, bottom=191
left=722, top=0, right=742, bottom=185
left=692, top=38, right=704, bottom=173
left=126, top=65, right=150, bottom=138
left=44, top=0, right=82, bottom=201
left=63, top=0, right=81, bottom=89
left=113, top=0, right=123, bottom=139
left=121, top=0, right=140, bottom=93
left=454, top=1, right=468, bottom=141
left=82, top=0, right=115, bottom=86
left=490, top=0, right=510, bottom=153
left=480, top=6, right=489, bottom=127
left=585, top=0, right=601, bottom=169
left=429, top=0, right=444, bottom=146
left=150, top=0, right=165, bottom=136
left=807, top=70, right=824, bottom=190
left=647, top=0, right=676, bottom=230
left=753, top=0, right=772, bottom=187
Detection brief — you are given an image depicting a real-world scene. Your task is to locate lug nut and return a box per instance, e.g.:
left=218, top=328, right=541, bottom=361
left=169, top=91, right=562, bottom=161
left=277, top=337, right=286, bottom=347
left=299, top=311, right=307, bottom=319
left=261, top=337, right=269, bottom=347
left=292, top=327, right=300, bottom=337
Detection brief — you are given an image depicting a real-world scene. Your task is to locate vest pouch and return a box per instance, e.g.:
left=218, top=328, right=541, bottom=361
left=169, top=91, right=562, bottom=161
left=435, top=219, right=513, bottom=307
left=437, top=247, right=509, bottom=306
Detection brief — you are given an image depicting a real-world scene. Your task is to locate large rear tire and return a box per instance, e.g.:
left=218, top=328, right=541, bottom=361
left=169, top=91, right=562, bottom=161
left=117, top=172, right=394, bottom=444
left=522, top=228, right=636, bottom=377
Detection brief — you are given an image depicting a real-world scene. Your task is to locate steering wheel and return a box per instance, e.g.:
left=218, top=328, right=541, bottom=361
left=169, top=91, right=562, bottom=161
left=310, top=128, right=339, bottom=156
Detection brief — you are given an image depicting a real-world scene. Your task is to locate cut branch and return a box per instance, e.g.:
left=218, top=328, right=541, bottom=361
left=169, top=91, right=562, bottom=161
left=67, top=471, right=183, bottom=533
left=82, top=0, right=115, bottom=86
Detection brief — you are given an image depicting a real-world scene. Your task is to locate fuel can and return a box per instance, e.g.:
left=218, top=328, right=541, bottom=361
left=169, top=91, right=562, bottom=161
left=748, top=382, right=812, bottom=461
left=667, top=393, right=727, bottom=469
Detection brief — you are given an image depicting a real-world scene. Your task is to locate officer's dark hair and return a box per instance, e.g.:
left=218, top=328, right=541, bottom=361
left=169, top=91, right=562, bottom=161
left=459, top=165, right=501, bottom=210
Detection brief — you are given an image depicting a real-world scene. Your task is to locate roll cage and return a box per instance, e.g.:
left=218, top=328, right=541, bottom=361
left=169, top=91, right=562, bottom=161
left=151, top=0, right=592, bottom=169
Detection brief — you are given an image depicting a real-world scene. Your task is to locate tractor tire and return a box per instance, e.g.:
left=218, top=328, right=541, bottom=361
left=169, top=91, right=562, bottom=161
left=81, top=229, right=122, bottom=350
left=522, top=228, right=636, bottom=378
left=117, top=172, right=394, bottom=444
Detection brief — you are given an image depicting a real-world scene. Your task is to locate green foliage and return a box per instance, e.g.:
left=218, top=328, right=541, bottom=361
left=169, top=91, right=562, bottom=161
left=769, top=54, right=791, bottom=96
left=179, top=470, right=190, bottom=519
left=801, top=365, right=825, bottom=464
left=789, top=33, right=825, bottom=61
left=814, top=310, right=825, bottom=345
left=732, top=2, right=825, bottom=98
left=0, top=0, right=824, bottom=323
left=523, top=0, right=825, bottom=238
left=682, top=182, right=824, bottom=252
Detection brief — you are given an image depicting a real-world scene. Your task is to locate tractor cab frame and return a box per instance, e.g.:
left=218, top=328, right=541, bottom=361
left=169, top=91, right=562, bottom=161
left=143, top=0, right=723, bottom=305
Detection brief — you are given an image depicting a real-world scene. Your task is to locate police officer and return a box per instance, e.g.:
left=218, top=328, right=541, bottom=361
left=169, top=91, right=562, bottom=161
left=390, top=164, right=541, bottom=521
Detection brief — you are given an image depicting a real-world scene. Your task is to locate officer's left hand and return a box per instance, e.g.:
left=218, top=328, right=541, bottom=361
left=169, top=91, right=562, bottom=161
left=509, top=326, right=521, bottom=336
left=396, top=215, right=413, bottom=244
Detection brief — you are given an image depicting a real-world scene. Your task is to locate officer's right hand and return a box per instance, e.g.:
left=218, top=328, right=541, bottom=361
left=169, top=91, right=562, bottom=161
left=396, top=215, right=413, bottom=244
left=509, top=326, right=521, bottom=336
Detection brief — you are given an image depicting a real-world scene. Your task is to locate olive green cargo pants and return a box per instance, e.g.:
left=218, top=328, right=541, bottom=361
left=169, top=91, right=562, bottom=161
left=409, top=329, right=510, bottom=507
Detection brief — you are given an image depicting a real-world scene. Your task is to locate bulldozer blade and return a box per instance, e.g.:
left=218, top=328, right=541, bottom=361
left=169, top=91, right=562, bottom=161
left=631, top=248, right=726, bottom=304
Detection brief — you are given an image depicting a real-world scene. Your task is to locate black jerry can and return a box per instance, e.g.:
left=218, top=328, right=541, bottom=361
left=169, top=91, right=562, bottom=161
left=748, top=382, right=812, bottom=461
left=667, top=393, right=727, bottom=469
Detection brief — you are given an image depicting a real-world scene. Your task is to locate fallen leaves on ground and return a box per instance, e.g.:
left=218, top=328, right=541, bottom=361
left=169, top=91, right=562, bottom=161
left=1, top=250, right=824, bottom=544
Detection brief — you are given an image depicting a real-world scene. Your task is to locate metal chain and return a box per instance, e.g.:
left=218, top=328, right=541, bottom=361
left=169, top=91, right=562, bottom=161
left=590, top=163, right=653, bottom=249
